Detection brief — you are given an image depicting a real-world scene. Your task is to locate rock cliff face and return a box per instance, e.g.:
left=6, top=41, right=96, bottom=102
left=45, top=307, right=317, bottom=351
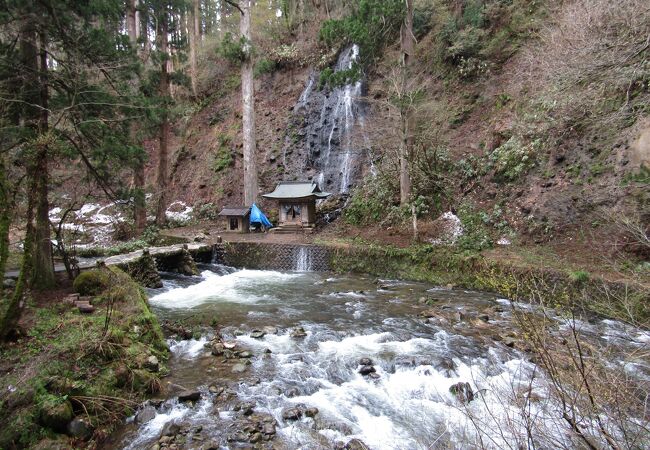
left=285, top=44, right=369, bottom=194
left=145, top=1, right=647, bottom=245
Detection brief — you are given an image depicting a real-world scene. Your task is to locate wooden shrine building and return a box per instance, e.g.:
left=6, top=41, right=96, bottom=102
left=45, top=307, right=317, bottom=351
left=262, top=181, right=330, bottom=232
left=217, top=207, right=250, bottom=233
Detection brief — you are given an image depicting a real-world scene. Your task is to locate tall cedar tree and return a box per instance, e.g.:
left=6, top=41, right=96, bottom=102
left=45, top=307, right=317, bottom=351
left=0, top=0, right=146, bottom=337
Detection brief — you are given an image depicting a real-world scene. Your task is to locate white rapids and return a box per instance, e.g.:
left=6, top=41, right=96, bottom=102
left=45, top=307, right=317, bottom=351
left=114, top=267, right=649, bottom=450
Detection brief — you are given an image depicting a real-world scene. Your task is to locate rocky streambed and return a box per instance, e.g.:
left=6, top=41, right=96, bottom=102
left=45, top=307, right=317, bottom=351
left=105, top=264, right=650, bottom=450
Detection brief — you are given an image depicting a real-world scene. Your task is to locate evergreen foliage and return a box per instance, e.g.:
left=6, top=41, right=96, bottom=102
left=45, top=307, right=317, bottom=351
left=319, top=0, right=405, bottom=65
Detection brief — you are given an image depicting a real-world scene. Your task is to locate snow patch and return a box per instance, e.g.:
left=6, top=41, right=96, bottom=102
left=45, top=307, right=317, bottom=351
left=429, top=211, right=463, bottom=245
left=165, top=201, right=193, bottom=223
left=497, top=237, right=511, bottom=246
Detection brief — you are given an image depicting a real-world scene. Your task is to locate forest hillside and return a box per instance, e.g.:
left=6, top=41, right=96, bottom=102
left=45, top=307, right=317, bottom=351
left=145, top=0, right=649, bottom=263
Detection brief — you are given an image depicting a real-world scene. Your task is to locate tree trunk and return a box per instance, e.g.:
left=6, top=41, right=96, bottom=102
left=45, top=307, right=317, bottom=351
left=0, top=174, right=35, bottom=341
left=155, top=10, right=170, bottom=226
left=399, top=114, right=411, bottom=205
left=0, top=156, right=10, bottom=280
left=189, top=0, right=199, bottom=96
left=399, top=0, right=415, bottom=206
left=31, top=30, right=55, bottom=289
left=240, top=0, right=258, bottom=207
left=127, top=0, right=147, bottom=234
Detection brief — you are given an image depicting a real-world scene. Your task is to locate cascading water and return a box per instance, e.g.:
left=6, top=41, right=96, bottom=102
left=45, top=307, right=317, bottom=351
left=293, top=246, right=312, bottom=272
left=108, top=268, right=650, bottom=450
left=291, top=44, right=367, bottom=194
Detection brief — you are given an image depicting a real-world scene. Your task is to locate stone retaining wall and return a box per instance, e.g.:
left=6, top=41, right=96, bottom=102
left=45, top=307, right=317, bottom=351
left=215, top=242, right=332, bottom=272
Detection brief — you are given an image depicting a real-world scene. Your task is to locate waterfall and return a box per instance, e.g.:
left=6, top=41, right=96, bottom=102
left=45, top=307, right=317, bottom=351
left=294, top=246, right=312, bottom=272
left=292, top=44, right=367, bottom=194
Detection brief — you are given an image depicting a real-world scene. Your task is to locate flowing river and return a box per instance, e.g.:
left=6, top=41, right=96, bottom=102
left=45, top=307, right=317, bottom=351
left=108, top=263, right=650, bottom=450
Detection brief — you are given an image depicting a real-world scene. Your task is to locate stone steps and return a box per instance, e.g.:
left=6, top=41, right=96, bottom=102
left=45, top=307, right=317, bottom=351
left=271, top=225, right=314, bottom=234
left=64, top=293, right=96, bottom=314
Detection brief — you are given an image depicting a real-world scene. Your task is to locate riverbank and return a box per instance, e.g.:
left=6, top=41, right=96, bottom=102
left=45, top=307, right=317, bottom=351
left=167, top=223, right=647, bottom=325
left=0, top=267, right=168, bottom=449
left=109, top=262, right=650, bottom=449
left=161, top=223, right=649, bottom=317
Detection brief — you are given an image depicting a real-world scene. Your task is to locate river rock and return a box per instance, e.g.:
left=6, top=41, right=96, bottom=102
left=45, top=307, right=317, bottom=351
left=249, top=432, right=263, bottom=443
left=235, top=401, right=255, bottom=416
left=418, top=309, right=439, bottom=319
left=290, top=326, right=307, bottom=338
left=238, top=350, right=253, bottom=358
left=250, top=329, right=265, bottom=339
left=39, top=399, right=74, bottom=431
left=304, top=407, right=319, bottom=417
left=282, top=407, right=303, bottom=420
left=211, top=343, right=225, bottom=356
left=358, top=365, right=376, bottom=376
left=262, top=422, right=276, bottom=435
left=223, top=341, right=237, bottom=349
left=262, top=326, right=279, bottom=335
left=285, top=387, right=300, bottom=397
left=359, top=357, right=373, bottom=366
left=202, top=440, right=220, bottom=450
left=161, top=420, right=181, bottom=436
left=437, top=358, right=456, bottom=373
left=346, top=439, right=371, bottom=450
left=232, top=363, right=247, bottom=373
left=208, top=385, right=224, bottom=395
left=135, top=406, right=157, bottom=424
left=144, top=355, right=159, bottom=372
left=67, top=416, right=93, bottom=440
left=178, top=390, right=201, bottom=402
left=449, top=382, right=474, bottom=403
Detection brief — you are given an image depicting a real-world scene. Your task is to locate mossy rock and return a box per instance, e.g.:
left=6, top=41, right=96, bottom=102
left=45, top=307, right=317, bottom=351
left=132, top=369, right=161, bottom=394
left=38, top=398, right=73, bottom=432
left=73, top=269, right=111, bottom=296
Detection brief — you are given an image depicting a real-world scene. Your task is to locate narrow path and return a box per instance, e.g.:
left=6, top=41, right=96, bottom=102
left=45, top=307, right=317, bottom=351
left=4, top=243, right=211, bottom=279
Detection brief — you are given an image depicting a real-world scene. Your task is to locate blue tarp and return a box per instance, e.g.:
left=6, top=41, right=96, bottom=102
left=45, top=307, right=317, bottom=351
left=250, top=203, right=273, bottom=228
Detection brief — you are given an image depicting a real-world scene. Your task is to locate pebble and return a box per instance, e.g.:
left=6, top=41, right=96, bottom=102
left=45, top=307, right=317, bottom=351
left=231, top=363, right=247, bottom=373
left=250, top=330, right=265, bottom=339
left=281, top=407, right=302, bottom=421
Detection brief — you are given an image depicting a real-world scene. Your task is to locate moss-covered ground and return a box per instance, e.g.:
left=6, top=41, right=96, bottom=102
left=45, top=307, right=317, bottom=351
left=0, top=267, right=168, bottom=449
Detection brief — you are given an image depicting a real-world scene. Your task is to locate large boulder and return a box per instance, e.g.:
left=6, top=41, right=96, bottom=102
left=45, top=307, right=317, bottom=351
left=66, top=416, right=94, bottom=440
left=346, top=439, right=371, bottom=450
left=144, top=355, right=159, bottom=372
left=39, top=399, right=74, bottom=432
left=135, top=406, right=157, bottom=424
left=177, top=390, right=201, bottom=402
left=281, top=407, right=303, bottom=421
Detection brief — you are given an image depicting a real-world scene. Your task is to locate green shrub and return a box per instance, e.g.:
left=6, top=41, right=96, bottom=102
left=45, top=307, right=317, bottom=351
left=570, top=270, right=590, bottom=283
left=456, top=203, right=494, bottom=252
left=73, top=269, right=111, bottom=296
left=344, top=176, right=402, bottom=226
left=318, top=65, right=361, bottom=89
left=319, top=0, right=404, bottom=65
left=213, top=148, right=233, bottom=173
left=218, top=32, right=249, bottom=63
left=490, top=136, right=540, bottom=182
left=621, top=165, right=650, bottom=185
left=413, top=4, right=434, bottom=38
left=194, top=202, right=220, bottom=220
left=254, top=58, right=276, bottom=77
